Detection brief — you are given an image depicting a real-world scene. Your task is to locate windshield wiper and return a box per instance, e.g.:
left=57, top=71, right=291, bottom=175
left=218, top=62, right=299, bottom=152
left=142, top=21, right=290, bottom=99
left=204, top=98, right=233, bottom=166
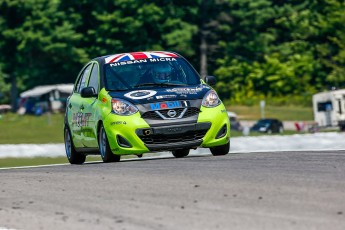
left=134, top=82, right=187, bottom=88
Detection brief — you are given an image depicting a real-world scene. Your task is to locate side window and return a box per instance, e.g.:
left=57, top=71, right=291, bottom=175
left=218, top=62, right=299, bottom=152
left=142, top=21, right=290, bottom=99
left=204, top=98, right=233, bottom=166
left=88, top=64, right=99, bottom=93
left=75, top=64, right=92, bottom=93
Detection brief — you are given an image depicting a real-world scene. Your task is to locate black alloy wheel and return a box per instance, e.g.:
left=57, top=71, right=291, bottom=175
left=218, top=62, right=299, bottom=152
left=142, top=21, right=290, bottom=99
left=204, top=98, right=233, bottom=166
left=64, top=126, right=86, bottom=164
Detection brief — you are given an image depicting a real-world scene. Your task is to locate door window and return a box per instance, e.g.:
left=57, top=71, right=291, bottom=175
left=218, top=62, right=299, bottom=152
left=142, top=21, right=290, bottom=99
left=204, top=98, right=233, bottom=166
left=75, top=64, right=92, bottom=93
left=88, top=64, right=99, bottom=93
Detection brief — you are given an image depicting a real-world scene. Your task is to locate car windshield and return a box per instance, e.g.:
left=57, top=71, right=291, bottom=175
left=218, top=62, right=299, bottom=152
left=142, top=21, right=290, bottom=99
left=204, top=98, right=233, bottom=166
left=256, top=119, right=271, bottom=126
left=104, top=58, right=201, bottom=91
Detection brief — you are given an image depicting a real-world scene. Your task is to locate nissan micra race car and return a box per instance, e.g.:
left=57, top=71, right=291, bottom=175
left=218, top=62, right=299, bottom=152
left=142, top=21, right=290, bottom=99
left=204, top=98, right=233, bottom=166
left=64, top=51, right=230, bottom=164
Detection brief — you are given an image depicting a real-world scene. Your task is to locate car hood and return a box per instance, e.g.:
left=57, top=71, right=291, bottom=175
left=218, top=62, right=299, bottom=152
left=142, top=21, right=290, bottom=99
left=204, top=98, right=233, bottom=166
left=108, top=84, right=211, bottom=105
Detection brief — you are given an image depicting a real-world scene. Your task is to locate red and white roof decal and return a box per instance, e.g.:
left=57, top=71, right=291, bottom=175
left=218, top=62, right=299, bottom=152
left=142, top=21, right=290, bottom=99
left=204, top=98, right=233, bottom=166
left=105, top=51, right=178, bottom=64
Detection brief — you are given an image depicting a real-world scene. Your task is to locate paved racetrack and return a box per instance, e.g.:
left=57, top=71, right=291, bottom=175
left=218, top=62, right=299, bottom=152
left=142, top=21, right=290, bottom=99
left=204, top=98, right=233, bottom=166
left=1, top=150, right=345, bottom=230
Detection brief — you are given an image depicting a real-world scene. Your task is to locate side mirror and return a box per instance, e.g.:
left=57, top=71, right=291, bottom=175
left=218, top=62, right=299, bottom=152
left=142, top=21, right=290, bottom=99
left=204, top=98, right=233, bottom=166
left=81, top=87, right=97, bottom=98
left=204, top=76, right=216, bottom=86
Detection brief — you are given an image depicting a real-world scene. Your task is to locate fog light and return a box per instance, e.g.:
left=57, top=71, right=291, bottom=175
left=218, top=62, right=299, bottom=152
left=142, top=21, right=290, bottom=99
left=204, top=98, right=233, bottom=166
left=116, top=135, right=132, bottom=148
left=216, top=125, right=227, bottom=139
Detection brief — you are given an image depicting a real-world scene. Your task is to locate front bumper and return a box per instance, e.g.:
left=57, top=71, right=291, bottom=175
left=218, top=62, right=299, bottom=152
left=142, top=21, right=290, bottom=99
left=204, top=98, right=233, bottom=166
left=103, top=103, right=230, bottom=155
left=136, top=122, right=211, bottom=151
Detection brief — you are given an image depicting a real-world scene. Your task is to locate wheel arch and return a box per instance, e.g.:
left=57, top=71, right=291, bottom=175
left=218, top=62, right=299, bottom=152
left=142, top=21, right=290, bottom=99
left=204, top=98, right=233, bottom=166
left=97, top=120, right=104, bottom=143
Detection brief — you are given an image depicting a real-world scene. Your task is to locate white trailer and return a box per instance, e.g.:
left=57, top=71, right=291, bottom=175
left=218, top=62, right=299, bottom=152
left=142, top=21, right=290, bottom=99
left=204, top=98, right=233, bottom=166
left=312, top=89, right=345, bottom=130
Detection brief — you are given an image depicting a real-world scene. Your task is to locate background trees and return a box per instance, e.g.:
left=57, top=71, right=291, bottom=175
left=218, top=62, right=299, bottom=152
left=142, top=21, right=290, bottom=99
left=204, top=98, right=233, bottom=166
left=0, top=0, right=344, bottom=107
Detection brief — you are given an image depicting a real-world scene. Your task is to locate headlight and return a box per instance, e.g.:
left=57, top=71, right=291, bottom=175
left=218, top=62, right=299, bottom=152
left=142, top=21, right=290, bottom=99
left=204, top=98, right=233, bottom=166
left=202, top=90, right=221, bottom=107
left=259, top=127, right=267, bottom=132
left=112, top=98, right=138, bottom=115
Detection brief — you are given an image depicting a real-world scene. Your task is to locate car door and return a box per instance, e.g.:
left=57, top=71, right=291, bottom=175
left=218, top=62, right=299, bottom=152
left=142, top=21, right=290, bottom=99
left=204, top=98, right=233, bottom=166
left=68, top=63, right=93, bottom=148
left=272, top=120, right=278, bottom=133
left=81, top=62, right=100, bottom=148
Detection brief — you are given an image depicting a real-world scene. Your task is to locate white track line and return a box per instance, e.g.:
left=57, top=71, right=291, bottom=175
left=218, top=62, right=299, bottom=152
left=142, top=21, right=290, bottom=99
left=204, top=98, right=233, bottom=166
left=1, top=149, right=343, bottom=170
left=0, top=154, right=176, bottom=170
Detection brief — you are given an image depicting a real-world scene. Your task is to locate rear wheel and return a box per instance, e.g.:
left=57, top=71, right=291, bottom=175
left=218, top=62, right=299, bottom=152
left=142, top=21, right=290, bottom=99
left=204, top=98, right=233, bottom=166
left=99, top=124, right=120, bottom=163
left=210, top=142, right=230, bottom=156
left=279, top=126, right=284, bottom=133
left=172, top=149, right=190, bottom=158
left=64, top=126, right=86, bottom=164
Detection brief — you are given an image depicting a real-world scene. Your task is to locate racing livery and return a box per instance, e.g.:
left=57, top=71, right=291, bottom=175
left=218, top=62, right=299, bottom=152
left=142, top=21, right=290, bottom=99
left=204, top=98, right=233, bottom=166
left=64, top=51, right=230, bottom=164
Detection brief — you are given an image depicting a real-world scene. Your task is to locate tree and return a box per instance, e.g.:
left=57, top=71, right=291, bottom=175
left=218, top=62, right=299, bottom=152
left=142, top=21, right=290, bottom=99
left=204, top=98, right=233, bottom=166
left=0, top=0, right=88, bottom=110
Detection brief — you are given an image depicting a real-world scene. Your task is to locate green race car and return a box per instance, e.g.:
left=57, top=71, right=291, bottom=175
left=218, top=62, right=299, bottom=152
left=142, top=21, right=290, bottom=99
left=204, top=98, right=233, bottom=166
left=64, top=51, right=230, bottom=164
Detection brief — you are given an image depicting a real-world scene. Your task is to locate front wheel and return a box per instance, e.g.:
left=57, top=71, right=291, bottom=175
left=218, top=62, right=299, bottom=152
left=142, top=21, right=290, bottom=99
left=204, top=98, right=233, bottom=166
left=210, top=142, right=230, bottom=156
left=99, top=124, right=120, bottom=163
left=64, top=126, right=86, bottom=164
left=172, top=149, right=190, bottom=158
left=279, top=126, right=284, bottom=133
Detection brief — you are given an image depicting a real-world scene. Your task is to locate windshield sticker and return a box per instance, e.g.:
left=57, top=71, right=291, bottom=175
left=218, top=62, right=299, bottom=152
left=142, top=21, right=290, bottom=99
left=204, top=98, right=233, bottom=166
left=105, top=51, right=178, bottom=64
left=166, top=87, right=203, bottom=95
left=156, top=95, right=177, bottom=99
left=109, top=57, right=177, bottom=67
left=124, top=90, right=157, bottom=99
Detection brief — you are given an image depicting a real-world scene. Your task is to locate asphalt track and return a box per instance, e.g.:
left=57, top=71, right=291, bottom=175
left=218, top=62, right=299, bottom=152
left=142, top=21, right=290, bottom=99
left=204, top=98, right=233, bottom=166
left=1, top=150, right=345, bottom=230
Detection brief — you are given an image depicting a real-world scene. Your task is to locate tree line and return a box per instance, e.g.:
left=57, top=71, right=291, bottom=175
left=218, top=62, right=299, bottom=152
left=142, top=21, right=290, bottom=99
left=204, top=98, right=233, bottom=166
left=1, top=0, right=345, bottom=109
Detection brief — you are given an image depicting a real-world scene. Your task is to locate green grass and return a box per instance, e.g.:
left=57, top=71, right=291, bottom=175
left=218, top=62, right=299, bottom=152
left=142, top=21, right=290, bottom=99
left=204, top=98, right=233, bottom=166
left=0, top=155, right=145, bottom=169
left=0, top=113, right=64, bottom=144
left=0, top=156, right=103, bottom=168
left=227, top=105, right=313, bottom=121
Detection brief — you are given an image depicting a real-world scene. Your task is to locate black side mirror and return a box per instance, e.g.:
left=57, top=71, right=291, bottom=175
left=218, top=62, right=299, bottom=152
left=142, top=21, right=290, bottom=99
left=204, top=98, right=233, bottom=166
left=81, top=87, right=97, bottom=98
left=204, top=76, right=217, bottom=86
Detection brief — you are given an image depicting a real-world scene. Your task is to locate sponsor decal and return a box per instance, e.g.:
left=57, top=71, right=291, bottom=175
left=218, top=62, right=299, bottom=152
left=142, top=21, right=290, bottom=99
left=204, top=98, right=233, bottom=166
left=124, top=90, right=157, bottom=99
left=111, top=121, right=127, bottom=125
left=167, top=127, right=183, bottom=133
left=105, top=51, right=178, bottom=64
left=156, top=95, right=177, bottom=99
left=101, top=97, right=107, bottom=103
left=72, top=112, right=92, bottom=127
left=109, top=57, right=177, bottom=67
left=150, top=101, right=188, bottom=110
left=166, top=87, right=203, bottom=95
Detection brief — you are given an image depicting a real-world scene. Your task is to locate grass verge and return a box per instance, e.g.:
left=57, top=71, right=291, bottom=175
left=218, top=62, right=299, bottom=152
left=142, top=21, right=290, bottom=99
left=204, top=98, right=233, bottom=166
left=0, top=156, right=103, bottom=168
left=0, top=113, right=64, bottom=144
left=227, top=105, right=313, bottom=121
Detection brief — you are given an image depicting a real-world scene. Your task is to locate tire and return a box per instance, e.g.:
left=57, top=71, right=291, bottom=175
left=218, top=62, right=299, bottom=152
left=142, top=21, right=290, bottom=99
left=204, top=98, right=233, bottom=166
left=64, top=126, right=86, bottom=164
left=279, top=126, right=284, bottom=133
left=172, top=149, right=190, bottom=158
left=339, top=125, right=345, bottom=131
left=99, top=124, right=120, bottom=163
left=210, top=142, right=230, bottom=156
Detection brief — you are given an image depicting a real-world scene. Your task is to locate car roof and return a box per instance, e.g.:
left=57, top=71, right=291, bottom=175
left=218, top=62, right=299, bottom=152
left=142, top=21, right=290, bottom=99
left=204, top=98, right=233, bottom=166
left=93, top=51, right=181, bottom=65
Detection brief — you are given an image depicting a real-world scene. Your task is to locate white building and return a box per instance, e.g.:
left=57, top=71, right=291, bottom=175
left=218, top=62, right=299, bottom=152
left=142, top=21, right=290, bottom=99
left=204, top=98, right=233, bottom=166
left=19, top=84, right=73, bottom=114
left=312, top=89, right=345, bottom=130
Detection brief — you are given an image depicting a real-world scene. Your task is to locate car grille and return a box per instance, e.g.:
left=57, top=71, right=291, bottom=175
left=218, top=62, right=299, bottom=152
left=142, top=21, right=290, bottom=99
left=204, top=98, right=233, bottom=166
left=141, top=107, right=200, bottom=120
left=139, top=130, right=208, bottom=145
